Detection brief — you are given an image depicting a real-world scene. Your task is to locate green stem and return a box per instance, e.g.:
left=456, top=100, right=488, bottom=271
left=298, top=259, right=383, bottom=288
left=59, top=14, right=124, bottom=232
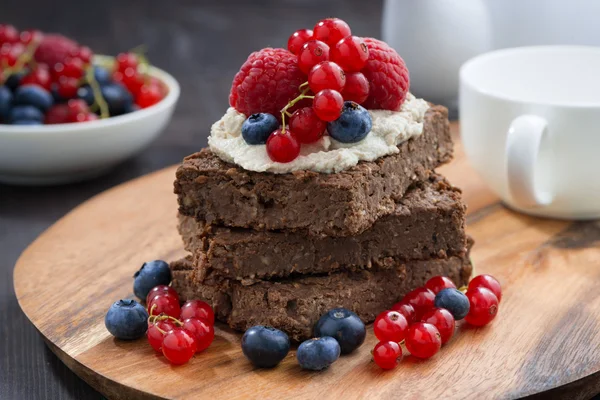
left=3, top=39, right=41, bottom=80
left=86, top=67, right=110, bottom=119
left=280, top=84, right=313, bottom=134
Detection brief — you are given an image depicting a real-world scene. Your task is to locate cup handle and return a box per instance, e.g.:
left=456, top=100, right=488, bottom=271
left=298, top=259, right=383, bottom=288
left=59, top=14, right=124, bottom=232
left=505, top=115, right=554, bottom=207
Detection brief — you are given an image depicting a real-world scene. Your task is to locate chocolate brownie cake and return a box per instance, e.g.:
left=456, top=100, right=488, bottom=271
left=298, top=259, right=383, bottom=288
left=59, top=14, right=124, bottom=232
left=171, top=241, right=473, bottom=342
left=178, top=174, right=467, bottom=284
left=175, top=105, right=452, bottom=237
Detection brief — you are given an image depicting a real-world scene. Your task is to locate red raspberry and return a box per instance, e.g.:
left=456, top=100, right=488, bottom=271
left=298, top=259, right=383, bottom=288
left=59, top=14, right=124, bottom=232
left=360, top=37, right=410, bottom=111
left=34, top=34, right=79, bottom=67
left=229, top=48, right=305, bottom=117
left=45, top=104, right=71, bottom=124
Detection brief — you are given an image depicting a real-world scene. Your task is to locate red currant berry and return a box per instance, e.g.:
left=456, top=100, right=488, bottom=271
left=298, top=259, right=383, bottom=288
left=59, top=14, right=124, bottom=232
left=297, top=40, right=330, bottom=74
left=182, top=318, right=215, bottom=353
left=19, top=30, right=43, bottom=45
left=0, top=43, right=24, bottom=67
left=60, top=58, right=85, bottom=79
left=122, top=67, right=145, bottom=96
left=45, top=104, right=71, bottom=124
left=331, top=36, right=369, bottom=72
left=421, top=308, right=455, bottom=344
left=148, top=293, right=181, bottom=318
left=405, top=322, right=442, bottom=359
left=56, top=76, right=79, bottom=99
left=401, top=287, right=436, bottom=320
left=162, top=327, right=197, bottom=365
left=288, top=107, right=326, bottom=144
left=136, top=82, right=163, bottom=108
left=147, top=319, right=176, bottom=352
left=112, top=70, right=124, bottom=84
left=390, top=302, right=416, bottom=324
left=74, top=46, right=93, bottom=64
left=266, top=129, right=301, bottom=163
left=425, top=276, right=457, bottom=295
left=465, top=287, right=499, bottom=327
left=80, top=113, right=98, bottom=122
left=341, top=72, right=369, bottom=105
left=180, top=300, right=215, bottom=325
left=312, top=89, right=343, bottom=121
left=146, top=285, right=179, bottom=305
left=116, top=52, right=139, bottom=72
left=67, top=99, right=89, bottom=116
left=373, top=341, right=402, bottom=370
left=313, top=18, right=351, bottom=48
left=21, top=66, right=51, bottom=90
left=308, top=61, right=346, bottom=93
left=287, top=28, right=313, bottom=55
left=468, top=274, right=502, bottom=302
left=0, top=25, right=19, bottom=45
left=374, top=310, right=408, bottom=342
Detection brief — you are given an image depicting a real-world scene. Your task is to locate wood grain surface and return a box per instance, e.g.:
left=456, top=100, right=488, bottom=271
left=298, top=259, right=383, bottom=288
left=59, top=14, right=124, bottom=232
left=13, top=130, right=600, bottom=399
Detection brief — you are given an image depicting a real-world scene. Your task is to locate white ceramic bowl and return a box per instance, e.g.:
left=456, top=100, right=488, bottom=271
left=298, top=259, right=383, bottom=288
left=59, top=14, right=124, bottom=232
left=0, top=56, right=180, bottom=185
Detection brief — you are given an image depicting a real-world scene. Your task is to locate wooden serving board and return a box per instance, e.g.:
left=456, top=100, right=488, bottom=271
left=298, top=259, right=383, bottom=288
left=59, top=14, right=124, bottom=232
left=14, top=128, right=600, bottom=400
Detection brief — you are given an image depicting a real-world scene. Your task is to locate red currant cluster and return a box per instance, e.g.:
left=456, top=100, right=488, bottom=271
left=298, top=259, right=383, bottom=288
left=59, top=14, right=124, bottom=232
left=267, top=18, right=370, bottom=163
left=112, top=52, right=166, bottom=109
left=372, top=274, right=502, bottom=370
left=146, top=285, right=215, bottom=365
left=0, top=24, right=167, bottom=125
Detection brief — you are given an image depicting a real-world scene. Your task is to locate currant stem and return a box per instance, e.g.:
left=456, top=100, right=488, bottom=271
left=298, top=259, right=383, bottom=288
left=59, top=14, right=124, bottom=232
left=85, top=66, right=110, bottom=119
left=280, top=84, right=313, bottom=134
left=3, top=39, right=41, bottom=79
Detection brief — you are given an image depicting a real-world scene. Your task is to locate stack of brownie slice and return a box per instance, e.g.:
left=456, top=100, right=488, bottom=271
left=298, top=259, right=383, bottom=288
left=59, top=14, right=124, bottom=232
left=171, top=105, right=472, bottom=342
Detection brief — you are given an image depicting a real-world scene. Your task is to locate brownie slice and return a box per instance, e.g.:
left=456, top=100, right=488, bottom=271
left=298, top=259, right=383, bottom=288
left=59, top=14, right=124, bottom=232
left=171, top=243, right=473, bottom=342
left=178, top=174, right=467, bottom=284
left=175, top=105, right=452, bottom=237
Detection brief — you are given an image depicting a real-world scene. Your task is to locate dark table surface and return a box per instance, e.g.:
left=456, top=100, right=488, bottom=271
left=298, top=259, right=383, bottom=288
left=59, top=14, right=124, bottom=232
left=0, top=1, right=383, bottom=398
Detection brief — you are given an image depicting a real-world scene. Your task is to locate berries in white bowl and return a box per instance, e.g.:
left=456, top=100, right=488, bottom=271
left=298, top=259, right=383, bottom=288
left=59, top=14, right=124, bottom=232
left=0, top=24, right=180, bottom=185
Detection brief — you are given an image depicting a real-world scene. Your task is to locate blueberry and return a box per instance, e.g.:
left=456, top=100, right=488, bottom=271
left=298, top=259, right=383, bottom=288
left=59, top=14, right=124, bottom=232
left=8, top=106, right=44, bottom=123
left=101, top=83, right=133, bottom=116
left=51, top=86, right=66, bottom=103
left=5, top=71, right=25, bottom=92
left=327, top=101, right=372, bottom=143
left=133, top=260, right=171, bottom=300
left=296, top=336, right=340, bottom=371
left=104, top=299, right=149, bottom=340
left=93, top=66, right=112, bottom=85
left=241, top=113, right=279, bottom=145
left=11, top=120, right=43, bottom=125
left=0, top=86, right=13, bottom=119
left=77, top=85, right=95, bottom=106
left=14, top=84, right=54, bottom=112
left=241, top=325, right=290, bottom=368
left=123, top=103, right=141, bottom=114
left=314, top=308, right=365, bottom=354
left=434, top=288, right=470, bottom=320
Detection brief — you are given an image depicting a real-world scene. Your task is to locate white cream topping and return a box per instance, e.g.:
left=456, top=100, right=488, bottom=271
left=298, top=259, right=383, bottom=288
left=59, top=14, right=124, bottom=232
left=208, top=94, right=430, bottom=174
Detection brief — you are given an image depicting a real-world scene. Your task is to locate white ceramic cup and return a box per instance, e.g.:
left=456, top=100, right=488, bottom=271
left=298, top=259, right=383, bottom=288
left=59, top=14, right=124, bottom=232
left=460, top=46, right=600, bottom=219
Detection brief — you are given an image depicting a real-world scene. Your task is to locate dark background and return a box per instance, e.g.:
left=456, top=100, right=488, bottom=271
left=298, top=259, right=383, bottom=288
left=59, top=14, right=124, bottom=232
left=0, top=1, right=382, bottom=399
